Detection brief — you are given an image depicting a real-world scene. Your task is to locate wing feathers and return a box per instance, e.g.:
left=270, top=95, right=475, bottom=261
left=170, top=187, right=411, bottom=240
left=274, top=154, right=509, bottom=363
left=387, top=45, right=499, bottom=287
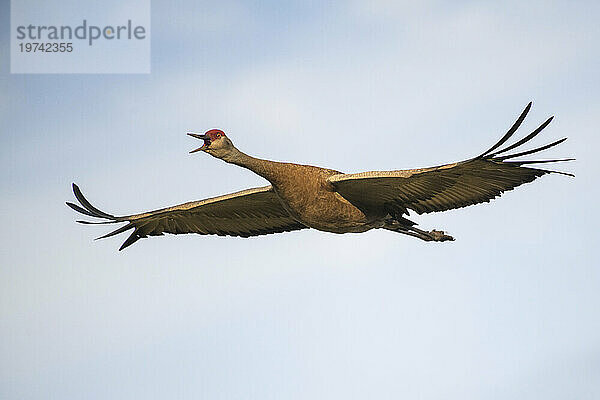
left=478, top=102, right=532, bottom=158
left=96, top=223, right=134, bottom=240
left=72, top=183, right=117, bottom=220
left=329, top=103, right=573, bottom=216
left=495, top=137, right=568, bottom=161
left=68, top=184, right=305, bottom=250
left=120, top=229, right=142, bottom=251
left=506, top=158, right=575, bottom=164
left=76, top=220, right=117, bottom=225
left=66, top=201, right=97, bottom=217
left=492, top=116, right=554, bottom=156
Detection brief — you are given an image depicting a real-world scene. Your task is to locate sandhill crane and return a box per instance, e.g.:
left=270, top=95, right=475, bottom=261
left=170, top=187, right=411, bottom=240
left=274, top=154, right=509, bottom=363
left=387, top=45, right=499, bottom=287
left=68, top=103, right=573, bottom=251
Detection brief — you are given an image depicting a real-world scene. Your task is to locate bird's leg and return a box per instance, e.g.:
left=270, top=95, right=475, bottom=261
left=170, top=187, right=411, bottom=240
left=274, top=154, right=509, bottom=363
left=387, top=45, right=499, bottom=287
left=384, top=221, right=455, bottom=242
left=408, top=226, right=455, bottom=242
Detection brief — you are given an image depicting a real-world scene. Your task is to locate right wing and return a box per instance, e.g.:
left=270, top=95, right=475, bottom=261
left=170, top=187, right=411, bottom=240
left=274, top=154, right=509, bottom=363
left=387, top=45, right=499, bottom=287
left=327, top=103, right=573, bottom=216
left=67, top=184, right=306, bottom=250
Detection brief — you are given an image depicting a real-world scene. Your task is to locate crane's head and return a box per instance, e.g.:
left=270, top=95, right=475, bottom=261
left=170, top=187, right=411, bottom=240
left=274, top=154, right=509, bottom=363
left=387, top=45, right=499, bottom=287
left=188, top=129, right=235, bottom=158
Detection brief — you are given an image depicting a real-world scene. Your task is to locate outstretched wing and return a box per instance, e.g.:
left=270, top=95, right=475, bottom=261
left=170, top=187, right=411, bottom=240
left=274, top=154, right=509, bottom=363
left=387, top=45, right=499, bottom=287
left=67, top=184, right=306, bottom=250
left=328, top=102, right=574, bottom=217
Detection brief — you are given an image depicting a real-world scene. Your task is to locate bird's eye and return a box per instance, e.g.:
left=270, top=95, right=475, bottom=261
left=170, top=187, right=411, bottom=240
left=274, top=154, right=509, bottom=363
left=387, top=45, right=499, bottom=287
left=216, top=134, right=222, bottom=138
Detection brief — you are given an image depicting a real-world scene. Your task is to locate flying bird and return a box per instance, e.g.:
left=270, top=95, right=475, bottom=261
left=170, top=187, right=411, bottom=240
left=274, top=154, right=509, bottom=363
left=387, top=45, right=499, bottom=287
left=68, top=103, right=573, bottom=251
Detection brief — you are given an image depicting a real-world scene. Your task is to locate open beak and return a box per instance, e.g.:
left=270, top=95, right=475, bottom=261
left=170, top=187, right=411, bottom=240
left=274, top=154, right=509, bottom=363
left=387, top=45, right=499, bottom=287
left=187, top=133, right=210, bottom=153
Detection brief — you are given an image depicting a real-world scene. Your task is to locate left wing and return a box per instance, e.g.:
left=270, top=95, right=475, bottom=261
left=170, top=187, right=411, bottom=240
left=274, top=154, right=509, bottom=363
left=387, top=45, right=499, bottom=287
left=328, top=103, right=573, bottom=216
left=67, top=184, right=306, bottom=250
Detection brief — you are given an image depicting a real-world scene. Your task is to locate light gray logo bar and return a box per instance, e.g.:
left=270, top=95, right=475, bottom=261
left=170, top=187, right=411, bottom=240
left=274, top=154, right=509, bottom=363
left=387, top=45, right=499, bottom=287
left=11, top=0, right=151, bottom=74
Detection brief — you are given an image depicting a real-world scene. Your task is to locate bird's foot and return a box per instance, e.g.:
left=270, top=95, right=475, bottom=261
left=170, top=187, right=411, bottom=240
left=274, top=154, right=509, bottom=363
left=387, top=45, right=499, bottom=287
left=383, top=223, right=455, bottom=242
left=428, top=229, right=455, bottom=242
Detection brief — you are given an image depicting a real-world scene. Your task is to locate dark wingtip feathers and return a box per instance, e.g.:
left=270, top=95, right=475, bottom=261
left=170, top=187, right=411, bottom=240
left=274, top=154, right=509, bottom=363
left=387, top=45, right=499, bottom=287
left=68, top=183, right=135, bottom=251
left=495, top=137, right=569, bottom=161
left=119, top=230, right=141, bottom=251
left=477, top=102, right=532, bottom=158
left=66, top=201, right=96, bottom=217
left=70, top=183, right=117, bottom=220
left=504, top=158, right=575, bottom=177
left=95, top=223, right=134, bottom=240
left=476, top=104, right=573, bottom=176
left=492, top=116, right=554, bottom=156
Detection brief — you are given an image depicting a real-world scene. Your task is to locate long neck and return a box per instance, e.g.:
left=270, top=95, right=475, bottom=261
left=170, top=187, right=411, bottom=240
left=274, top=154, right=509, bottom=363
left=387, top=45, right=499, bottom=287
left=220, top=147, right=280, bottom=183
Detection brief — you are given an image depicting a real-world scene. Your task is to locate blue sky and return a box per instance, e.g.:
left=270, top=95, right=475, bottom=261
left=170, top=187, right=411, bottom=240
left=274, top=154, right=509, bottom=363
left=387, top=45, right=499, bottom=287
left=1, top=1, right=599, bottom=399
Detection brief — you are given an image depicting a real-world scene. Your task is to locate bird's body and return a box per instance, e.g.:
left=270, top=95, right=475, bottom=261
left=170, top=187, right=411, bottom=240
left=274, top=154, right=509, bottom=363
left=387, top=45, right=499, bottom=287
left=229, top=157, right=373, bottom=233
left=271, top=166, right=377, bottom=234
left=68, top=103, right=573, bottom=250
